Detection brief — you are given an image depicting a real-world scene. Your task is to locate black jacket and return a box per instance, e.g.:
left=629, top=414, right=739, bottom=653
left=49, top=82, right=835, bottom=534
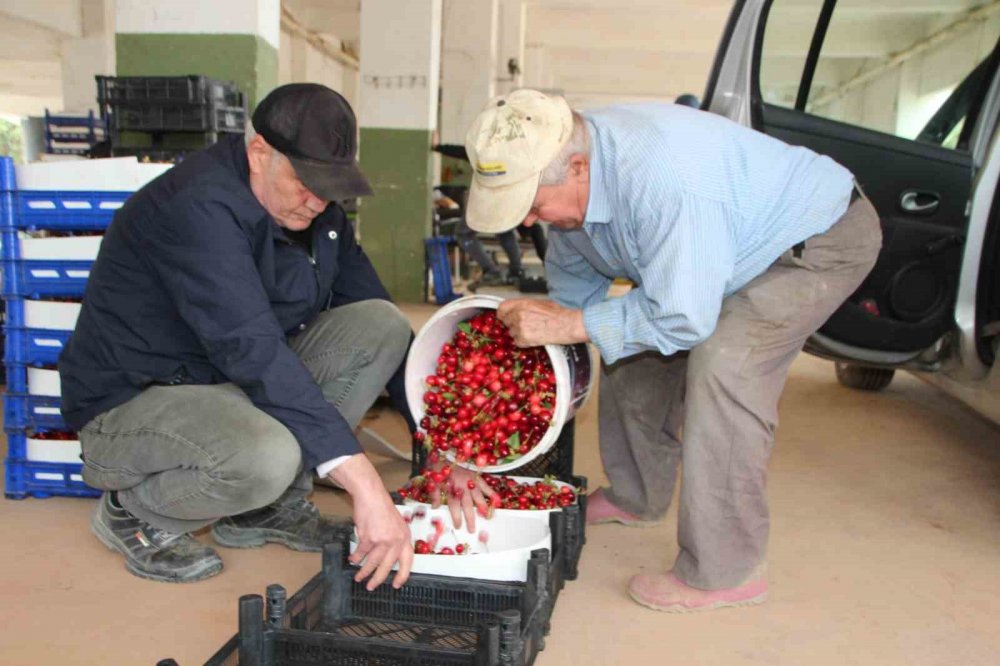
left=59, top=134, right=412, bottom=469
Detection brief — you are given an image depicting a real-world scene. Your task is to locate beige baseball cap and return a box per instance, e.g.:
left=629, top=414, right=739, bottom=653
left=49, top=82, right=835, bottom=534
left=464, top=89, right=573, bottom=233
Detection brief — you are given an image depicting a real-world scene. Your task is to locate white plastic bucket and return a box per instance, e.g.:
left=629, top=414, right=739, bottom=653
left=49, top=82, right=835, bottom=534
left=405, top=295, right=595, bottom=474
left=350, top=505, right=551, bottom=582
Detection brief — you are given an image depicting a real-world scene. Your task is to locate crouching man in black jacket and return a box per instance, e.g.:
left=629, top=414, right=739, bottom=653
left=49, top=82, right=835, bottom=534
left=59, top=84, right=413, bottom=588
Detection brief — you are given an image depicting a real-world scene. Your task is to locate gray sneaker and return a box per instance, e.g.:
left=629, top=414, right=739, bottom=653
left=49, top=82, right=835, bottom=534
left=91, top=492, right=223, bottom=583
left=211, top=498, right=349, bottom=552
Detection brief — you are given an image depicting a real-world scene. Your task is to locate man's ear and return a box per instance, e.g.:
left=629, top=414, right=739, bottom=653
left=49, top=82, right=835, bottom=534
left=246, top=134, right=271, bottom=175
left=569, top=153, right=590, bottom=179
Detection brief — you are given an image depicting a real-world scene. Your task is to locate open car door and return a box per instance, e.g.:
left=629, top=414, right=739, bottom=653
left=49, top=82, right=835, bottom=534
left=702, top=0, right=1000, bottom=370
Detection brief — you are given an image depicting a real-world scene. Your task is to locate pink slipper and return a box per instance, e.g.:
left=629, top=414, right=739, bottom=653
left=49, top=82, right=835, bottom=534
left=628, top=567, right=768, bottom=613
left=586, top=488, right=660, bottom=527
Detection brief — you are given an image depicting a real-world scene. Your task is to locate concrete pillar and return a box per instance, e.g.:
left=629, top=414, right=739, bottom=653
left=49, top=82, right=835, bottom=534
left=60, top=0, right=115, bottom=113
left=523, top=43, right=555, bottom=91
left=115, top=0, right=280, bottom=109
left=358, top=0, right=442, bottom=303
left=440, top=0, right=498, bottom=146
left=496, top=0, right=525, bottom=96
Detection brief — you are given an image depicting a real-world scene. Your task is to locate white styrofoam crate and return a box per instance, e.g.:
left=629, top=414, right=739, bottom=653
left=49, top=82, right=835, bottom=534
left=19, top=235, right=103, bottom=261
left=351, top=505, right=551, bottom=582
left=24, top=300, right=82, bottom=330
left=27, top=367, right=61, bottom=397
left=15, top=158, right=173, bottom=192
left=27, top=437, right=82, bottom=465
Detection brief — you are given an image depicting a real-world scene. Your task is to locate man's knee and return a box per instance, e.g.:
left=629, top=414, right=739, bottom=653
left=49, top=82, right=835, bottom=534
left=218, top=420, right=300, bottom=510
left=357, top=300, right=411, bottom=357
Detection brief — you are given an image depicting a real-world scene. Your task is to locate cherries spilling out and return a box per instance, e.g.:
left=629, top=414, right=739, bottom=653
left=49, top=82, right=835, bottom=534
left=399, top=473, right=578, bottom=511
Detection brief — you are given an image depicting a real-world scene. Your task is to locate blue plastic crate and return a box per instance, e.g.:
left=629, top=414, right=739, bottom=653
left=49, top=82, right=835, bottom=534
left=4, top=327, right=72, bottom=365
left=4, top=394, right=66, bottom=431
left=5, top=431, right=95, bottom=499
left=5, top=459, right=97, bottom=499
left=1, top=260, right=92, bottom=297
left=4, top=363, right=27, bottom=393
left=0, top=155, right=128, bottom=230
left=13, top=191, right=127, bottom=230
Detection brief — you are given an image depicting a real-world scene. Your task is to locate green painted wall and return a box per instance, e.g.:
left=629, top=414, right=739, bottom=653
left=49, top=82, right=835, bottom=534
left=359, top=128, right=434, bottom=303
left=115, top=34, right=278, bottom=109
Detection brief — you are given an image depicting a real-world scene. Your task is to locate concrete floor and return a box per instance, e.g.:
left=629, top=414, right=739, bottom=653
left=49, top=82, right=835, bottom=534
left=2, top=304, right=1000, bottom=665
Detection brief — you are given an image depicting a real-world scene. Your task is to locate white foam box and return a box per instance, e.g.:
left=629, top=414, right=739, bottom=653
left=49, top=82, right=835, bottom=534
left=27, top=367, right=61, bottom=397
left=19, top=234, right=103, bottom=261
left=16, top=157, right=172, bottom=192
left=351, top=505, right=551, bottom=582
left=24, top=299, right=82, bottom=330
left=27, top=437, right=82, bottom=464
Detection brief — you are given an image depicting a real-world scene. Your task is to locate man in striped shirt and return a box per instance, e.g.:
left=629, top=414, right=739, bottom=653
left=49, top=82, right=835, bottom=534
left=464, top=89, right=881, bottom=612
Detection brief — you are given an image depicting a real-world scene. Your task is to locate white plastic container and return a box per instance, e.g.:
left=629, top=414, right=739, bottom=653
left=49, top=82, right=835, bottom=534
left=405, top=295, right=595, bottom=473
left=16, top=157, right=172, bottom=191
left=27, top=367, right=61, bottom=397
left=24, top=300, right=82, bottom=330
left=19, top=235, right=103, bottom=261
left=403, top=475, right=578, bottom=523
left=350, top=505, right=551, bottom=582
left=27, top=437, right=82, bottom=464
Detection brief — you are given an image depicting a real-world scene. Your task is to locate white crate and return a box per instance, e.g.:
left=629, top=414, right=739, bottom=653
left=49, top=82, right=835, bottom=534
left=19, top=235, right=103, bottom=261
left=27, top=437, right=82, bottom=465
left=16, top=157, right=172, bottom=192
left=24, top=300, right=82, bottom=330
left=27, top=367, right=61, bottom=397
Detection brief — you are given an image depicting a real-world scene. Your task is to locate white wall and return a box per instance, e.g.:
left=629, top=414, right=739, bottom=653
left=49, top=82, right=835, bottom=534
left=278, top=28, right=359, bottom=111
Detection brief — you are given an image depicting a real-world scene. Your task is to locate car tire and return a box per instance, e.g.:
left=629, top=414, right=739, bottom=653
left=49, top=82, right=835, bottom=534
left=835, top=363, right=895, bottom=391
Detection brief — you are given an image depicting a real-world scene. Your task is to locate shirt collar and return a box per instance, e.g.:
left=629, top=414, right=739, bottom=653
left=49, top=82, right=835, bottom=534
left=583, top=120, right=612, bottom=225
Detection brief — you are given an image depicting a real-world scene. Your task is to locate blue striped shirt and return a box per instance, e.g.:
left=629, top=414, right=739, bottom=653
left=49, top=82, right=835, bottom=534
left=547, top=103, right=854, bottom=363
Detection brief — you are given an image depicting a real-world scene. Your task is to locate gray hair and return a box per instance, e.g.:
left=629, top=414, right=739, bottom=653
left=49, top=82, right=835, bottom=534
left=245, top=121, right=257, bottom=147
left=538, top=111, right=590, bottom=186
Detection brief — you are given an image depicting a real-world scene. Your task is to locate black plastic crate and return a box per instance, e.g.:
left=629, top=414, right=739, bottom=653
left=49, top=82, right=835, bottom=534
left=412, top=418, right=577, bottom=482
left=201, top=533, right=556, bottom=666
left=108, top=103, right=246, bottom=134
left=96, top=75, right=243, bottom=108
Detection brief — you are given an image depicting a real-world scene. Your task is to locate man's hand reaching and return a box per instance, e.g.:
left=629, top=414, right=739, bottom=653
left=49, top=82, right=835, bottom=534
left=330, top=453, right=413, bottom=590
left=429, top=464, right=497, bottom=532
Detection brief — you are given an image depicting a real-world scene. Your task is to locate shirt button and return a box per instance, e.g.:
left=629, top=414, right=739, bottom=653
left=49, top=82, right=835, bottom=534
left=298, top=323, right=307, bottom=331
left=328, top=231, right=338, bottom=240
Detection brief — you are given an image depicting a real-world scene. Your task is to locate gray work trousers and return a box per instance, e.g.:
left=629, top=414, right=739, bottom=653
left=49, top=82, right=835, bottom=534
left=599, top=195, right=882, bottom=589
left=79, top=300, right=411, bottom=534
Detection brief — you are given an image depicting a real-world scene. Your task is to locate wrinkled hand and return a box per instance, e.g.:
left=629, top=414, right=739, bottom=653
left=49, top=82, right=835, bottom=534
left=431, top=464, right=496, bottom=531
left=330, top=454, right=413, bottom=590
left=496, top=298, right=588, bottom=347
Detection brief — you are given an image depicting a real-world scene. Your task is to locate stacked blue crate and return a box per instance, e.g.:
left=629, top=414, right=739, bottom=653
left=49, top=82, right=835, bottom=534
left=44, top=109, right=107, bottom=157
left=1, top=155, right=133, bottom=499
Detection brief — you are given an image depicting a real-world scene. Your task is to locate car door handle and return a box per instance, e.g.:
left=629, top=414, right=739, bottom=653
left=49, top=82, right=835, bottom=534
left=900, top=190, right=939, bottom=215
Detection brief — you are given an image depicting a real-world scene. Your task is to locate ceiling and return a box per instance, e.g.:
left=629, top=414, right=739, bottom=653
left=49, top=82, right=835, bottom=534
left=0, top=0, right=996, bottom=117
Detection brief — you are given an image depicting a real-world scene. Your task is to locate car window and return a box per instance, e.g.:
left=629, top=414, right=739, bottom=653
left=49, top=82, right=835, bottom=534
left=759, top=0, right=1000, bottom=150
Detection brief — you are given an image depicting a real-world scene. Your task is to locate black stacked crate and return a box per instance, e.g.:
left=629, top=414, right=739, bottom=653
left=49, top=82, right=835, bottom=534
left=95, top=75, right=247, bottom=161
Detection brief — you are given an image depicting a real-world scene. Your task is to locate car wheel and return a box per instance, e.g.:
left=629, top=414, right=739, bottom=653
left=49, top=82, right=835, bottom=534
left=835, top=363, right=895, bottom=391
